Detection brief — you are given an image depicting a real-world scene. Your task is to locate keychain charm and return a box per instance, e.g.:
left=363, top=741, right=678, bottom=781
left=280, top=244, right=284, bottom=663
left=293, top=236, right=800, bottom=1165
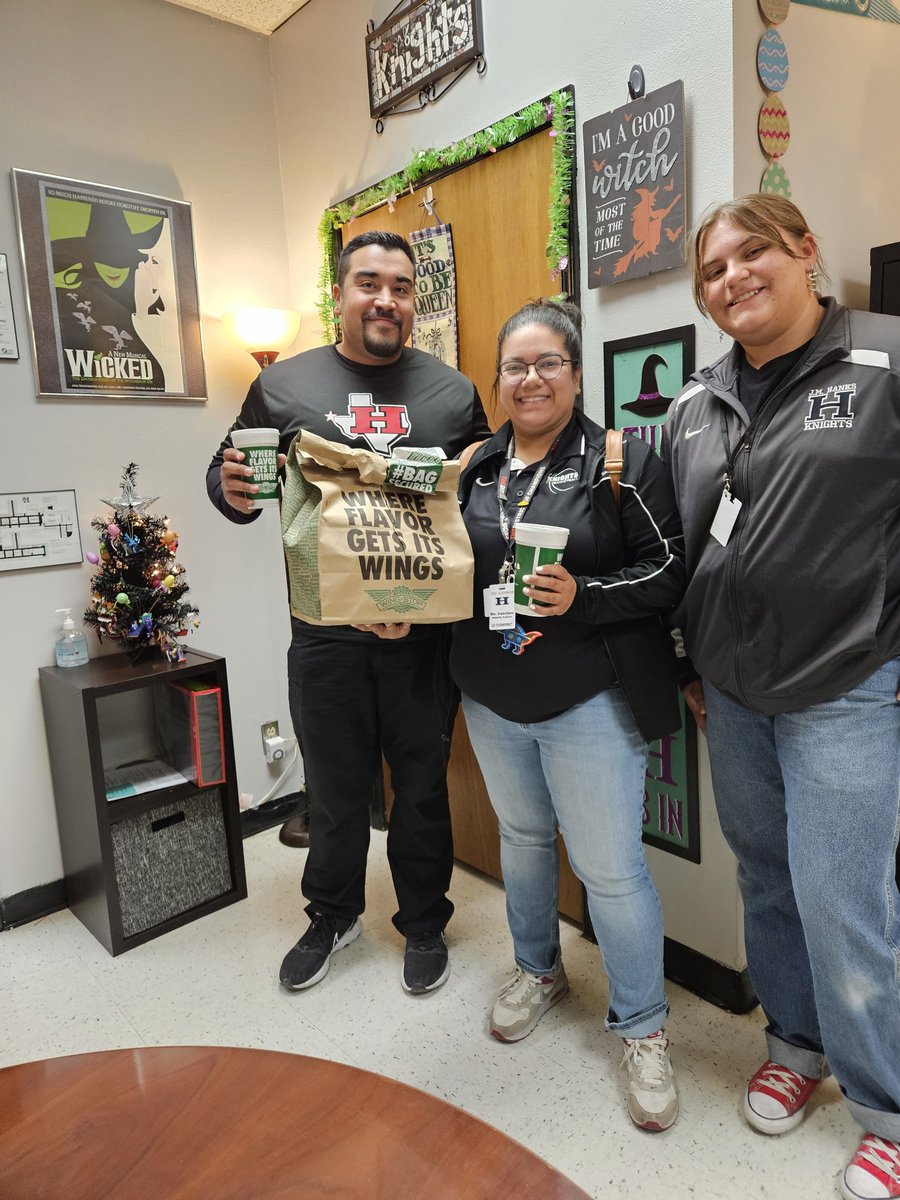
left=500, top=623, right=543, bottom=656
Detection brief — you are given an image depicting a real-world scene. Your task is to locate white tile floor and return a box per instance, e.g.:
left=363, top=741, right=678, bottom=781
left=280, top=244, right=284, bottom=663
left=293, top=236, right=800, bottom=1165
left=1, top=827, right=862, bottom=1199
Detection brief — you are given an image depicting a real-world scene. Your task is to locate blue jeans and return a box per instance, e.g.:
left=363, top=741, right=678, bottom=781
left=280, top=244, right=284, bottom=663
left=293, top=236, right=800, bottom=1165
left=704, top=658, right=900, bottom=1140
left=462, top=688, right=668, bottom=1038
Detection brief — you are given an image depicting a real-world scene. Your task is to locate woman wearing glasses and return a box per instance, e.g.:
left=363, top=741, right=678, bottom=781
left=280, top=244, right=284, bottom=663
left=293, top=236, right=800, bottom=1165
left=451, top=298, right=686, bottom=1131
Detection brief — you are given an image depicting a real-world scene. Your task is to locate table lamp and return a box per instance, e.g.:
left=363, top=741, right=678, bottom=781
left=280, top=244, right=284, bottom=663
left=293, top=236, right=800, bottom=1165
left=222, top=307, right=301, bottom=368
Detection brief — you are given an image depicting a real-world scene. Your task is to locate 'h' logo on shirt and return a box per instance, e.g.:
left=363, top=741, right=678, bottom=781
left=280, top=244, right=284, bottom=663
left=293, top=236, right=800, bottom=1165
left=804, top=383, right=855, bottom=431
left=326, top=393, right=411, bottom=454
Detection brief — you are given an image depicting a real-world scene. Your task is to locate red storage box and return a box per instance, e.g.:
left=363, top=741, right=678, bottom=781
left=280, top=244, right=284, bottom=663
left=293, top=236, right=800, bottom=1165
left=154, top=680, right=225, bottom=787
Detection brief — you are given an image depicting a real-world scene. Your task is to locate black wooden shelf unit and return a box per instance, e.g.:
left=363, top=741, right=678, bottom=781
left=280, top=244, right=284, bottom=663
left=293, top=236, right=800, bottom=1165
left=39, top=648, right=247, bottom=956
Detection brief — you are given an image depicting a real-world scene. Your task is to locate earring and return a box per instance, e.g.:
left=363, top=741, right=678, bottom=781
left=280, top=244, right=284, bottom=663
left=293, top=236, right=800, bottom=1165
left=807, top=267, right=819, bottom=294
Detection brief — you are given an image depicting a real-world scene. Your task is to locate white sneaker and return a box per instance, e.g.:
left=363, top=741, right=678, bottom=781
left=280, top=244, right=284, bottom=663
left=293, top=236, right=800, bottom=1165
left=621, top=1032, right=678, bottom=1131
left=489, top=964, right=569, bottom=1043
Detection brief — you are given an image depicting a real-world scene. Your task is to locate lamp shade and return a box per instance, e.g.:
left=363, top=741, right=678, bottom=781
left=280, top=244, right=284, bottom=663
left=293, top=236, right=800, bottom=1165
left=222, top=307, right=300, bottom=364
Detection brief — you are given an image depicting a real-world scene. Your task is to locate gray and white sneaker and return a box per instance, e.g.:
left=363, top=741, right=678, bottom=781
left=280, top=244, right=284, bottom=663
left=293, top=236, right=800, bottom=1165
left=279, top=913, right=361, bottom=991
left=489, top=964, right=569, bottom=1043
left=621, top=1032, right=678, bottom=1131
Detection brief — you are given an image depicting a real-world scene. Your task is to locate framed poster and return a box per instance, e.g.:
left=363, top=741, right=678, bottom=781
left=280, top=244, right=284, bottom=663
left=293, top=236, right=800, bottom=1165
left=582, top=80, right=686, bottom=288
left=0, top=253, right=19, bottom=359
left=604, top=323, right=700, bottom=862
left=11, top=170, right=206, bottom=401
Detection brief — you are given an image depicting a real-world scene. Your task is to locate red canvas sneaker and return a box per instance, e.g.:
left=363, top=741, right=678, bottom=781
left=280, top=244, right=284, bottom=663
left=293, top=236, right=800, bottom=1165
left=743, top=1059, right=820, bottom=1134
left=841, top=1134, right=900, bottom=1200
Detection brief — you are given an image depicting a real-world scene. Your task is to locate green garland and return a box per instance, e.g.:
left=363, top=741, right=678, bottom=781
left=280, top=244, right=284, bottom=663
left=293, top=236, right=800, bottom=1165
left=316, top=89, right=575, bottom=343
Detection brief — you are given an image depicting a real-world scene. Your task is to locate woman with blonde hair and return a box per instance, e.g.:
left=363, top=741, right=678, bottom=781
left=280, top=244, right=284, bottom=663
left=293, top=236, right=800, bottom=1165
left=664, top=193, right=900, bottom=1200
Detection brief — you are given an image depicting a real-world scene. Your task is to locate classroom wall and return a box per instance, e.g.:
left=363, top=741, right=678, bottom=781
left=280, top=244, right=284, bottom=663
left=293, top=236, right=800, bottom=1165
left=733, top=1, right=900, bottom=306
left=0, top=0, right=297, bottom=903
left=3, top=0, right=756, bottom=974
left=269, top=0, right=744, bottom=968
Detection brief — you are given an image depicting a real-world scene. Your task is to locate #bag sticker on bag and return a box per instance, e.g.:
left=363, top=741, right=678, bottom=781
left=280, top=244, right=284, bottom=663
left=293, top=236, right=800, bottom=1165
left=383, top=446, right=446, bottom=494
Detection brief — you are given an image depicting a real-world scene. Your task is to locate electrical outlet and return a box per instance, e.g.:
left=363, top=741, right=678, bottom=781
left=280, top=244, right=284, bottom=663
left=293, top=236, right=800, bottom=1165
left=264, top=735, right=286, bottom=763
left=260, top=720, right=279, bottom=751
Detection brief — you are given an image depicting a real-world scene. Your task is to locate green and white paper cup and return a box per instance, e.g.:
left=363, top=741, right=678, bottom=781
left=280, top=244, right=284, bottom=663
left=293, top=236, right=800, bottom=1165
left=231, top=427, right=280, bottom=507
left=513, top=522, right=569, bottom=615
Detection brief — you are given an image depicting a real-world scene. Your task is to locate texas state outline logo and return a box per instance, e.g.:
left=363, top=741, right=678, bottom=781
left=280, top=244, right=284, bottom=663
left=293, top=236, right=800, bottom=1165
left=326, top=393, right=411, bottom=454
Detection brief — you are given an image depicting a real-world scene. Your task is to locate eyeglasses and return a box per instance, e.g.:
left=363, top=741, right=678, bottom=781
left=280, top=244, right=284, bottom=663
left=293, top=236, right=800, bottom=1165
left=498, top=354, right=575, bottom=384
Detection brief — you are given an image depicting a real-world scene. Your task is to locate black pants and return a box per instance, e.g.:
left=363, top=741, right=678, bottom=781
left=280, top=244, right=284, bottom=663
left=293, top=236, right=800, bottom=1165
left=287, top=622, right=456, bottom=935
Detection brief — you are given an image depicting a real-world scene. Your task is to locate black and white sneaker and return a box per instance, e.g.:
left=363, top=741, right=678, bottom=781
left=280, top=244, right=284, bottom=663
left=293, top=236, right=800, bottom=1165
left=402, top=931, right=450, bottom=995
left=279, top=913, right=361, bottom=991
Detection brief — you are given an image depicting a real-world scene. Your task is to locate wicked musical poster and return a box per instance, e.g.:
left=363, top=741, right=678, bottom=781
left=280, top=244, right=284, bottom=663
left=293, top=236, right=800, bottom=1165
left=11, top=170, right=206, bottom=400
left=582, top=81, right=686, bottom=288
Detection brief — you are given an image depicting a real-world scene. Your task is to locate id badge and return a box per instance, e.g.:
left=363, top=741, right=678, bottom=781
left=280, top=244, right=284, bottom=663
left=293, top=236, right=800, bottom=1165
left=483, top=583, right=516, bottom=630
left=710, top=489, right=742, bottom=546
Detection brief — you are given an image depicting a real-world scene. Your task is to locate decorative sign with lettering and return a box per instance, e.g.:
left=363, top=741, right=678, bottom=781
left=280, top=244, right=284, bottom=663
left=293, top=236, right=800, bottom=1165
left=366, top=0, right=484, bottom=120
left=603, top=324, right=699, bottom=861
left=793, top=0, right=900, bottom=21
left=643, top=697, right=700, bottom=861
left=582, top=80, right=686, bottom=288
left=409, top=224, right=458, bottom=369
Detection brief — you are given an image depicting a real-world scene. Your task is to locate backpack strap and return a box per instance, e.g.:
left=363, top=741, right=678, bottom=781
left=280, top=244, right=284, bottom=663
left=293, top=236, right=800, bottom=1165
left=605, top=428, right=624, bottom=510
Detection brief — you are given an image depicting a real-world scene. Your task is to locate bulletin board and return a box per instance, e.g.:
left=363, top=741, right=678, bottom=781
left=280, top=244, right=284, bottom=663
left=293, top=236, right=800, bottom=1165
left=332, top=104, right=579, bottom=429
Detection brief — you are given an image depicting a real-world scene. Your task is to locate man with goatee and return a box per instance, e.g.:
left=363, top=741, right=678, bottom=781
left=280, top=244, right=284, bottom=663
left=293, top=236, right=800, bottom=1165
left=208, top=232, right=487, bottom=997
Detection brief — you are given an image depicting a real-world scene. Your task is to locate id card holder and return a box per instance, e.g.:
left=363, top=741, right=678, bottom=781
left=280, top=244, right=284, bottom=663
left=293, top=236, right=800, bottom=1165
left=484, top=583, right=516, bottom=630
left=710, top=488, right=742, bottom=546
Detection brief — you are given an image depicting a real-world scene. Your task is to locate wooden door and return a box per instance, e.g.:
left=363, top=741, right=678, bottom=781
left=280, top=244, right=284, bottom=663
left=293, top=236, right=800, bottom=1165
left=345, top=132, right=584, bottom=922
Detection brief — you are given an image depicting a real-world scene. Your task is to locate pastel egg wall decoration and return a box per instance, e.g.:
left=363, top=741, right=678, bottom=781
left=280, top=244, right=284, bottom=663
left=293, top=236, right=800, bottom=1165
left=758, top=94, right=791, bottom=159
left=758, top=0, right=790, bottom=23
left=758, top=30, right=789, bottom=92
left=760, top=162, right=792, bottom=197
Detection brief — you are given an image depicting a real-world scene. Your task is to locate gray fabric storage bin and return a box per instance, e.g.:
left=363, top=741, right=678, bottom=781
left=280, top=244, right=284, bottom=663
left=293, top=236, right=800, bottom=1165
left=110, top=791, right=233, bottom=937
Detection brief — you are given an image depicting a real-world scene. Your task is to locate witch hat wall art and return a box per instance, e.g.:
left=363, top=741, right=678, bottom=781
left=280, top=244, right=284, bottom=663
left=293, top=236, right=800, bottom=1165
left=620, top=352, right=673, bottom=417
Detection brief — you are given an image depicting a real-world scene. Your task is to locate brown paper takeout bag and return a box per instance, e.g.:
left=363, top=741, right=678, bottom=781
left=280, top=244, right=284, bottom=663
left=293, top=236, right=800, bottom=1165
left=281, top=430, right=474, bottom=625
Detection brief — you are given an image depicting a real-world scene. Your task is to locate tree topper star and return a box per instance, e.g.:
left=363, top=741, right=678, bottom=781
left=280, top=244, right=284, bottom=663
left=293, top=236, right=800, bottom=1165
left=100, top=463, right=159, bottom=513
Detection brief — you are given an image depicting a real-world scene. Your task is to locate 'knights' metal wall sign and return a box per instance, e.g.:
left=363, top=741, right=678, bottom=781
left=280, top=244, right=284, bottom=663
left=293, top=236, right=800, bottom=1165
left=365, top=1, right=484, bottom=121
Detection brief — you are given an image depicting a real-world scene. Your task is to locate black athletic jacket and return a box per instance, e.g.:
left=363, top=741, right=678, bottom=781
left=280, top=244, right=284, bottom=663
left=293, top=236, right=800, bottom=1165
left=459, top=409, right=684, bottom=742
left=663, top=298, right=900, bottom=714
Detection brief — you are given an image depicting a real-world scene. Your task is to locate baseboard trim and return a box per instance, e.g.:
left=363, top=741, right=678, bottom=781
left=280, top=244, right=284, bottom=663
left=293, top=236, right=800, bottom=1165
left=663, top=936, right=758, bottom=1014
left=0, top=878, right=67, bottom=931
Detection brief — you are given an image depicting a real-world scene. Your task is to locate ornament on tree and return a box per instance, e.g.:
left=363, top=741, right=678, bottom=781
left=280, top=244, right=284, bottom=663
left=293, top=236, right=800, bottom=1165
left=83, top=463, right=199, bottom=663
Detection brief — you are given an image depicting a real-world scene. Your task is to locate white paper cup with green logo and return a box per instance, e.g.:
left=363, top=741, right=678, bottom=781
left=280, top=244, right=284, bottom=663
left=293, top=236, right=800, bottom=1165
left=231, top=427, right=280, bottom=507
left=513, top=522, right=569, bottom=615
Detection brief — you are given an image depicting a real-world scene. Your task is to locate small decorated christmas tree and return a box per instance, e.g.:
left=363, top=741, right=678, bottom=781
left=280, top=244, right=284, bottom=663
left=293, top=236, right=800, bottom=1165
left=83, top=464, right=198, bottom=662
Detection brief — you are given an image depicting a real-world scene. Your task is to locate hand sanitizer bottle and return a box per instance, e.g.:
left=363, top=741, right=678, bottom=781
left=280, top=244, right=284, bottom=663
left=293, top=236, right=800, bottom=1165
left=55, top=608, right=89, bottom=668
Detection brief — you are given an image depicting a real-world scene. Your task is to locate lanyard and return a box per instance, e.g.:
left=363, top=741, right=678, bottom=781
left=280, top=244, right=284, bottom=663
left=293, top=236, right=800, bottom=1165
left=719, top=406, right=743, bottom=493
left=496, top=433, right=561, bottom=553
